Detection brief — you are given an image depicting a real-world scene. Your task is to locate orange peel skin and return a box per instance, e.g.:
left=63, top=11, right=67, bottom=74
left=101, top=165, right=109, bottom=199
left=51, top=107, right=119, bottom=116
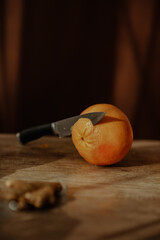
left=71, top=104, right=133, bottom=166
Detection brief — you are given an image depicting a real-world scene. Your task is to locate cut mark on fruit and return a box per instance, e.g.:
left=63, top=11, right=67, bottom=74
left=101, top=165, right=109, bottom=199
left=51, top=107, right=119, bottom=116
left=100, top=116, right=124, bottom=124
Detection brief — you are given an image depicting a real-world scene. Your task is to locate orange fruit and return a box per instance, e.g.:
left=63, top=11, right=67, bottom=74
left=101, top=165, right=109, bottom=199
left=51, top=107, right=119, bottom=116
left=71, top=104, right=133, bottom=165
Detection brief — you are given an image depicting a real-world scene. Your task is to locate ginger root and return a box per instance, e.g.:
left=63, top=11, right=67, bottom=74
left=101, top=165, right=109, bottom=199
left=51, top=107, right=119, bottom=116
left=0, top=179, right=62, bottom=210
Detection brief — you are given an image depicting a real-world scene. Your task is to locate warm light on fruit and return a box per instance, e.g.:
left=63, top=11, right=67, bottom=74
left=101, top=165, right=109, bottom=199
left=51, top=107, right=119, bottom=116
left=71, top=104, right=133, bottom=165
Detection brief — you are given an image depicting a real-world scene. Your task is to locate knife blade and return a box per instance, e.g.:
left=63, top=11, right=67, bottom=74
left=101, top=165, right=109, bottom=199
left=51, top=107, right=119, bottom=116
left=17, top=112, right=105, bottom=144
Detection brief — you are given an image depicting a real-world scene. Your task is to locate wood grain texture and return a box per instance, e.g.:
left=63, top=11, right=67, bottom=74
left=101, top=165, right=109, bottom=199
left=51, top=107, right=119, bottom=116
left=0, top=134, right=160, bottom=240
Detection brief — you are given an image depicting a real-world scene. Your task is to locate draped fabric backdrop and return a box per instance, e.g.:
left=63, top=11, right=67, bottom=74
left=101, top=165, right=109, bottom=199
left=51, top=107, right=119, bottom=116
left=0, top=0, right=160, bottom=139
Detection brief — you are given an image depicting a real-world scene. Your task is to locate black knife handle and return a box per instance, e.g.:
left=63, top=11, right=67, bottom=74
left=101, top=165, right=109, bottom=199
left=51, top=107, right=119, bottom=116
left=17, top=123, right=54, bottom=144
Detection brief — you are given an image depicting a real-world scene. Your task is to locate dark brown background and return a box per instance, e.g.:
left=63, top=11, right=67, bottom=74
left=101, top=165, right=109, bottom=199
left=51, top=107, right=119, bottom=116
left=0, top=0, right=160, bottom=139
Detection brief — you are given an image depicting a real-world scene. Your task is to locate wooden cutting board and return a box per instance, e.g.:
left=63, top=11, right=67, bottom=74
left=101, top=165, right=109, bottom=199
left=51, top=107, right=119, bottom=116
left=0, top=134, right=160, bottom=240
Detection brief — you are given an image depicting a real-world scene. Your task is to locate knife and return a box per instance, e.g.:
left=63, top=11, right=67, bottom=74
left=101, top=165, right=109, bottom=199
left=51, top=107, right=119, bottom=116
left=17, top=112, right=105, bottom=144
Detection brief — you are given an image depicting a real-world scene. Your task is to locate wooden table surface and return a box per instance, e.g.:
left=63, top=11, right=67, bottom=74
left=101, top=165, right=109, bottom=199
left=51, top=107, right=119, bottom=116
left=0, top=134, right=160, bottom=240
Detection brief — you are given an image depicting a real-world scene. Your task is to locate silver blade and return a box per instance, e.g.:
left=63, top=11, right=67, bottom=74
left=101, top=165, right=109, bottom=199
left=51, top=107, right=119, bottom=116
left=51, top=112, right=105, bottom=137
